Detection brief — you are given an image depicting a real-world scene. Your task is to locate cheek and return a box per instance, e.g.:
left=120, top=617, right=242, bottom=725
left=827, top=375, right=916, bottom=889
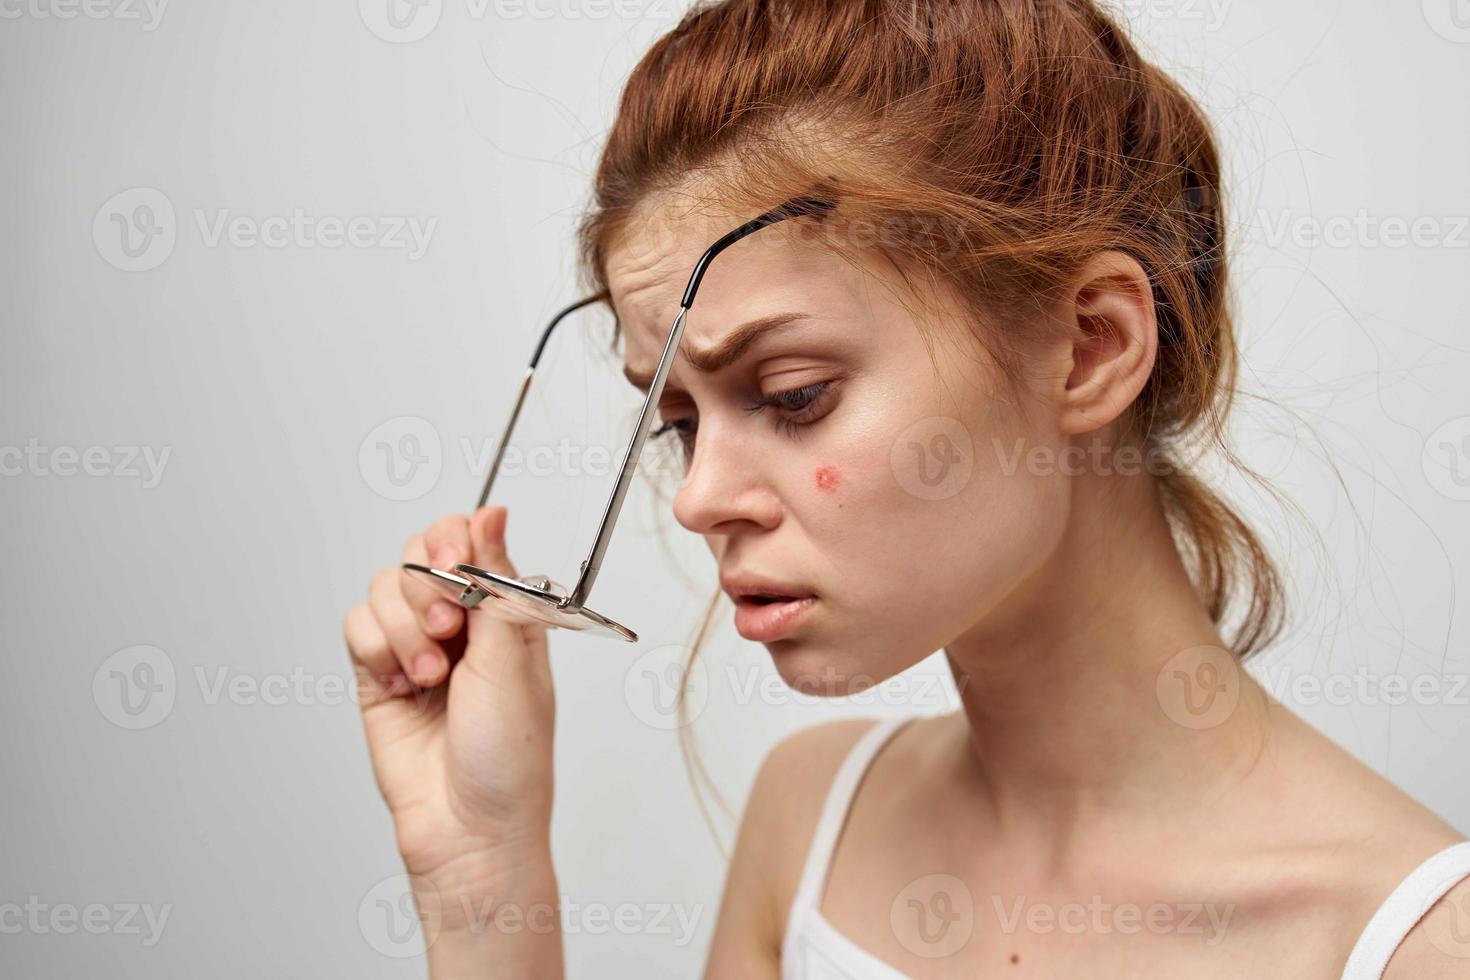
left=809, top=410, right=1065, bottom=600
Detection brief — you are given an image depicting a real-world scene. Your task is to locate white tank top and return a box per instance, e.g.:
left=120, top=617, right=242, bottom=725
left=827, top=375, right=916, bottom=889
left=780, top=716, right=1470, bottom=980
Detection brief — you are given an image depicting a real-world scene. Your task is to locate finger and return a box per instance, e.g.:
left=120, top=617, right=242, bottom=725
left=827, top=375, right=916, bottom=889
left=398, top=533, right=464, bottom=640
left=460, top=506, right=552, bottom=688
left=460, top=505, right=522, bottom=663
left=468, top=505, right=518, bottom=578
left=343, top=603, right=410, bottom=704
left=369, top=566, right=449, bottom=687
left=344, top=604, right=444, bottom=809
left=423, top=513, right=473, bottom=570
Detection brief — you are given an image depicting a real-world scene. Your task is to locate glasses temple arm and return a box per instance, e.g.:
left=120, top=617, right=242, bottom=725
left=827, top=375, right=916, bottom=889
left=566, top=194, right=836, bottom=611
left=476, top=292, right=609, bottom=511
left=566, top=306, right=688, bottom=611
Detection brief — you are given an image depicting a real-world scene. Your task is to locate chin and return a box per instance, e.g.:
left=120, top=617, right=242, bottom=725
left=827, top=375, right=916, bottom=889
left=763, top=637, right=918, bottom=698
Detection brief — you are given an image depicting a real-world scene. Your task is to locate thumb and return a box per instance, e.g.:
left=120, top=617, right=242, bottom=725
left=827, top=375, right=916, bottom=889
left=469, top=504, right=517, bottom=579
left=460, top=506, right=552, bottom=683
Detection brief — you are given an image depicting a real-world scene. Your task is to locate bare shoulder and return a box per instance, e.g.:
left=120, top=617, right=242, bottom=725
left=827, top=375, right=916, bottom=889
left=702, top=717, right=884, bottom=980
left=1243, top=708, right=1469, bottom=972
left=744, top=717, right=889, bottom=926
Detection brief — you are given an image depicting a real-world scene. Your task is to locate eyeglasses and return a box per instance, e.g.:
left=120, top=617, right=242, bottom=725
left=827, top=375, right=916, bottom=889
left=401, top=194, right=836, bottom=643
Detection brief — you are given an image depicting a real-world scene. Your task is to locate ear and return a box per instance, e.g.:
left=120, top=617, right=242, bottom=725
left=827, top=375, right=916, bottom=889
left=1055, top=251, right=1158, bottom=436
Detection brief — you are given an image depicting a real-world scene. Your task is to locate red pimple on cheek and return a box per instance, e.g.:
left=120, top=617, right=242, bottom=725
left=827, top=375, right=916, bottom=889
left=815, top=465, right=842, bottom=493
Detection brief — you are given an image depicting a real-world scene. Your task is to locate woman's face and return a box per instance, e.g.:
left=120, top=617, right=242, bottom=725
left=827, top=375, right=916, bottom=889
left=607, top=202, right=1072, bottom=694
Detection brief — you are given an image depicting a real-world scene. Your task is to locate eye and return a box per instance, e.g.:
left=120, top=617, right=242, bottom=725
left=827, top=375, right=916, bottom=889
left=650, top=380, right=839, bottom=457
left=650, top=416, right=698, bottom=456
left=745, top=380, right=837, bottom=437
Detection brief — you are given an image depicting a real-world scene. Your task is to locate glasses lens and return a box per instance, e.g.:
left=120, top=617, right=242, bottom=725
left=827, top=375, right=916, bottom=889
left=455, top=563, right=636, bottom=642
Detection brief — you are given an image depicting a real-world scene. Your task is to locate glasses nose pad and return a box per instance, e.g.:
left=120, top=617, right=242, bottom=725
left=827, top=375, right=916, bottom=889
left=520, top=574, right=568, bottom=599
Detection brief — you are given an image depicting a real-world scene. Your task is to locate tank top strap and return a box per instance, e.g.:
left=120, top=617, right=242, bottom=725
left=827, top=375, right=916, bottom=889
left=786, top=716, right=915, bottom=927
left=1340, top=840, right=1470, bottom=979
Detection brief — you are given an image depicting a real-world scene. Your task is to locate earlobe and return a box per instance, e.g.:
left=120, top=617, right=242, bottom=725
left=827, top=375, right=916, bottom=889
left=1057, top=253, right=1158, bottom=437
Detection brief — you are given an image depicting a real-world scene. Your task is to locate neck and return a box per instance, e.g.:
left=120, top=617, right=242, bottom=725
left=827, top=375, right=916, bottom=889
left=941, top=470, right=1272, bottom=853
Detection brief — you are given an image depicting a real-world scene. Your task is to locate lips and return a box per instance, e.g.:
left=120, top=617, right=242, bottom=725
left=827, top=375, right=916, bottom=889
left=721, top=572, right=818, bottom=642
left=732, top=595, right=817, bottom=642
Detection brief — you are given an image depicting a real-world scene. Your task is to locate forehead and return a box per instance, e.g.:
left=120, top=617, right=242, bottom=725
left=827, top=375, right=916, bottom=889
left=605, top=200, right=850, bottom=387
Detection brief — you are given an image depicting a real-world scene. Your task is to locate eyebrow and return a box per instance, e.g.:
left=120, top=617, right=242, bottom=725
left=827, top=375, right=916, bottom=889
left=621, top=311, right=813, bottom=392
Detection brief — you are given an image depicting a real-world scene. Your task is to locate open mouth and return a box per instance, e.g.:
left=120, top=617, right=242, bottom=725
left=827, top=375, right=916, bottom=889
left=732, top=593, right=818, bottom=642
left=742, top=593, right=803, bottom=605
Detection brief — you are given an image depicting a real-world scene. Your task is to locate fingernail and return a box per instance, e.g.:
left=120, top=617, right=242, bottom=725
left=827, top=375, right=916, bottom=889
left=411, top=652, right=442, bottom=685
left=426, top=602, right=457, bottom=632
left=435, top=546, right=460, bottom=569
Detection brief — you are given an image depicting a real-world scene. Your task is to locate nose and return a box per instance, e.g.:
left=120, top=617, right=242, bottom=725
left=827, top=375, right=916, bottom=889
left=670, top=417, right=783, bottom=536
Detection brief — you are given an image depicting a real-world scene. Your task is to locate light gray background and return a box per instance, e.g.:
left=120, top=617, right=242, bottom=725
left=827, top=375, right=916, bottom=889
left=2, top=0, right=1467, bottom=976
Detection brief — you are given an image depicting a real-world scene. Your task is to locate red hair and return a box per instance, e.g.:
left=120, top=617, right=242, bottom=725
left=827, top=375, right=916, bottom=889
left=577, top=0, right=1284, bottom=665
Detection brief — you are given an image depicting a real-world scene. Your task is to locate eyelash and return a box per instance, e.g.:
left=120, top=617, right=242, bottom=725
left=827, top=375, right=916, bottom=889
left=650, top=380, right=835, bottom=452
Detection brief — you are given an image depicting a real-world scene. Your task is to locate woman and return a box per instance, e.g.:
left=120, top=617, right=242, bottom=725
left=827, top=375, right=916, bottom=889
left=342, top=1, right=1470, bottom=976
